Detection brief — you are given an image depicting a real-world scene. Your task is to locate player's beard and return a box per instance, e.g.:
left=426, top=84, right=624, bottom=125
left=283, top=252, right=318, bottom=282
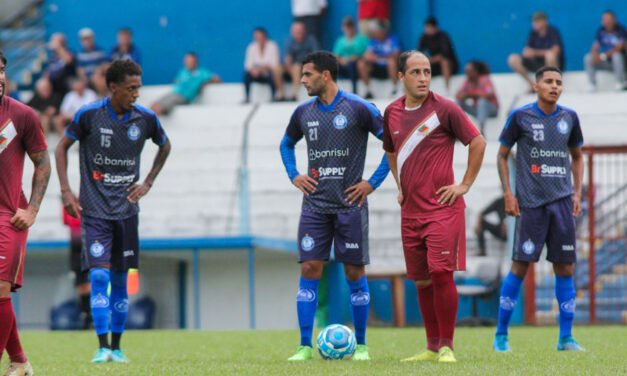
left=0, top=81, right=5, bottom=101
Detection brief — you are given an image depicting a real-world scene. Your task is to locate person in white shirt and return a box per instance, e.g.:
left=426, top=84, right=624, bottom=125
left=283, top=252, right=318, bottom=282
left=243, top=27, right=285, bottom=102
left=291, top=0, right=327, bottom=44
left=54, top=78, right=98, bottom=135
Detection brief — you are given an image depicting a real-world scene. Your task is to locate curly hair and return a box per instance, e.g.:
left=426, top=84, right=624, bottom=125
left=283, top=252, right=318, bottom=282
left=105, top=59, right=142, bottom=87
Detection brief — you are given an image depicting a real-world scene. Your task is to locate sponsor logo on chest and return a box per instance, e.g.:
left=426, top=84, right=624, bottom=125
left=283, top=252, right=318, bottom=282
left=312, top=167, right=346, bottom=179
left=531, top=164, right=567, bottom=177
left=0, top=120, right=18, bottom=154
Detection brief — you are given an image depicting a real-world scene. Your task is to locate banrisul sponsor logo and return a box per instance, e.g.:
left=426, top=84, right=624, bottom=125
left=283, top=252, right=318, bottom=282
left=309, top=148, right=349, bottom=161
left=530, top=147, right=568, bottom=159
left=93, top=153, right=136, bottom=167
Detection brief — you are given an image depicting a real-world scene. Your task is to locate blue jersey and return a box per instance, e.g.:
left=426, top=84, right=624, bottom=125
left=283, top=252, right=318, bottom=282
left=66, top=98, right=167, bottom=220
left=499, top=102, right=583, bottom=208
left=284, top=90, right=386, bottom=214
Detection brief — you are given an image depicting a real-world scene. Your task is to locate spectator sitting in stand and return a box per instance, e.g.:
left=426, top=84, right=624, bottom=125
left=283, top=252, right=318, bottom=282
left=291, top=0, right=327, bottom=44
left=44, top=32, right=76, bottom=97
left=584, top=10, right=627, bottom=91
left=243, top=27, right=283, bottom=103
left=417, top=17, right=459, bottom=94
left=334, top=16, right=369, bottom=94
left=27, top=78, right=63, bottom=135
left=474, top=196, right=507, bottom=257
left=54, top=78, right=98, bottom=135
left=282, top=21, right=319, bottom=101
left=456, top=60, right=499, bottom=135
left=76, top=28, right=109, bottom=97
left=357, top=20, right=401, bottom=99
left=151, top=52, right=221, bottom=116
left=110, top=27, right=141, bottom=65
left=507, top=11, right=564, bottom=92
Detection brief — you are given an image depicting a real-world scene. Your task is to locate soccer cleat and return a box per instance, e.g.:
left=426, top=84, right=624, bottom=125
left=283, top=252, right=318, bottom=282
left=351, top=345, right=371, bottom=361
left=557, top=336, right=585, bottom=351
left=111, top=350, right=130, bottom=363
left=287, top=346, right=313, bottom=361
left=91, top=348, right=112, bottom=363
left=400, top=349, right=439, bottom=362
left=493, top=334, right=512, bottom=352
left=437, top=346, right=457, bottom=363
left=3, top=362, right=33, bottom=376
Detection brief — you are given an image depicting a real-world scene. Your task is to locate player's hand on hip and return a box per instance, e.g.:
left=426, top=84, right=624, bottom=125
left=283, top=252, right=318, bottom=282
left=61, top=190, right=82, bottom=218
left=436, top=183, right=469, bottom=206
left=504, top=192, right=521, bottom=217
left=292, top=175, right=317, bottom=196
left=572, top=195, right=582, bottom=217
left=127, top=182, right=151, bottom=204
left=10, top=206, right=38, bottom=230
left=344, top=180, right=374, bottom=207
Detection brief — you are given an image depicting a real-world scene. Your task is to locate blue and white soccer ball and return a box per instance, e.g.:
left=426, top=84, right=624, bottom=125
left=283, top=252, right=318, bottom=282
left=316, top=324, right=356, bottom=360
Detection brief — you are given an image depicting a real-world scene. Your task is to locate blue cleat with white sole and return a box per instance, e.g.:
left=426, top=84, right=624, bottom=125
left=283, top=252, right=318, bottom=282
left=92, top=348, right=112, bottom=363
left=493, top=334, right=511, bottom=352
left=557, top=336, right=585, bottom=351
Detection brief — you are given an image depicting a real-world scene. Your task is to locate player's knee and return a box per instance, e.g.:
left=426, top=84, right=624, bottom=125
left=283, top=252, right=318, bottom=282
left=510, top=261, right=529, bottom=278
left=89, top=268, right=110, bottom=288
left=507, top=54, right=521, bottom=69
left=110, top=270, right=128, bottom=288
left=430, top=271, right=454, bottom=285
left=553, top=262, right=574, bottom=277
left=301, top=262, right=323, bottom=279
left=414, top=279, right=432, bottom=288
left=343, top=265, right=365, bottom=281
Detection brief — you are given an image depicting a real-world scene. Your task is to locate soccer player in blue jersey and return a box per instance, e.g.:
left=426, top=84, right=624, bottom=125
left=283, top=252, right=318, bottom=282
left=280, top=51, right=390, bottom=361
left=55, top=59, right=171, bottom=363
left=494, top=66, right=584, bottom=352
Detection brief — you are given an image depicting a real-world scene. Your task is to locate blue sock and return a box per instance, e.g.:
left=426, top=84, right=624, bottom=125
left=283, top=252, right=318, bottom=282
left=296, top=277, right=319, bottom=347
left=89, top=268, right=111, bottom=336
left=347, top=276, right=370, bottom=345
left=496, top=271, right=523, bottom=335
left=110, top=270, right=129, bottom=334
left=555, top=276, right=576, bottom=339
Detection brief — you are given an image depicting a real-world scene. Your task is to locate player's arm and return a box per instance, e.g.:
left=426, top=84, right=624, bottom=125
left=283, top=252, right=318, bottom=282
left=55, top=135, right=82, bottom=218
left=497, top=144, right=520, bottom=217
left=569, top=146, right=584, bottom=217
left=385, top=151, right=403, bottom=205
left=10, top=150, right=51, bottom=230
left=280, top=134, right=317, bottom=196
left=127, top=137, right=172, bottom=204
left=437, top=135, right=486, bottom=205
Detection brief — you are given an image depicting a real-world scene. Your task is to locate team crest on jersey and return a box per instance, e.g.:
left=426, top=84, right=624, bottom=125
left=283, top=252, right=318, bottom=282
left=522, top=239, right=535, bottom=255
left=0, top=120, right=17, bottom=154
left=127, top=124, right=141, bottom=141
left=557, top=119, right=569, bottom=134
left=333, top=114, right=347, bottom=130
left=90, top=241, right=105, bottom=257
left=301, top=235, right=315, bottom=252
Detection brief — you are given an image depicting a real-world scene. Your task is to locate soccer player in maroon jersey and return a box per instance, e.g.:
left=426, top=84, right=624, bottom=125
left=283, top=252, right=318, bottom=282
left=383, top=51, right=486, bottom=362
left=0, top=51, right=51, bottom=376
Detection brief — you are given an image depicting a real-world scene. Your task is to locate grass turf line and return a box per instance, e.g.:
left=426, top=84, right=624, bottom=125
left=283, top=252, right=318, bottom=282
left=0, top=326, right=625, bottom=375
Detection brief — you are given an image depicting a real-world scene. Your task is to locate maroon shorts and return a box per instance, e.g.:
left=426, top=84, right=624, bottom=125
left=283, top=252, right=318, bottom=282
left=401, top=210, right=466, bottom=281
left=0, top=219, right=28, bottom=292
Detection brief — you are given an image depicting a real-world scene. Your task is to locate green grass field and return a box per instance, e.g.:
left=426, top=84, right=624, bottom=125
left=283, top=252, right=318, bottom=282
left=1, top=326, right=625, bottom=375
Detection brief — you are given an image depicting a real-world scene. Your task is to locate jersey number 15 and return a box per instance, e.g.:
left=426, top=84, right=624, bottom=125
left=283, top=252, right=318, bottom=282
left=101, top=135, right=111, bottom=148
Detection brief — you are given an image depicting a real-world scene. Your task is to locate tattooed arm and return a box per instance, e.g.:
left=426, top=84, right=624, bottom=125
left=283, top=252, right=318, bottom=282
left=127, top=137, right=172, bottom=204
left=10, top=150, right=51, bottom=230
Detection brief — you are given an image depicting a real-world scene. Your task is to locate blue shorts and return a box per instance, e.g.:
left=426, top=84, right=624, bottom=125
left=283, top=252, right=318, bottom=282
left=81, top=214, right=139, bottom=272
left=298, top=208, right=369, bottom=265
left=513, top=196, right=576, bottom=263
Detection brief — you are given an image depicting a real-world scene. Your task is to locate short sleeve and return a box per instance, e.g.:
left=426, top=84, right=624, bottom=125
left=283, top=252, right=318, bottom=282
left=333, top=38, right=343, bottom=55
left=568, top=112, right=584, bottom=148
left=20, top=109, right=47, bottom=154
left=285, top=107, right=304, bottom=141
left=526, top=31, right=535, bottom=48
left=448, top=103, right=480, bottom=145
left=498, top=111, right=520, bottom=147
left=549, top=27, right=562, bottom=48
left=382, top=107, right=395, bottom=153
left=65, top=109, right=86, bottom=140
left=150, top=113, right=167, bottom=146
left=356, top=100, right=383, bottom=137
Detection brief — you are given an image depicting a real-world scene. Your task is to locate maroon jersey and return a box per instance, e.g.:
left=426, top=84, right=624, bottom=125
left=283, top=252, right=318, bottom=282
left=383, top=91, right=479, bottom=218
left=0, top=96, right=47, bottom=218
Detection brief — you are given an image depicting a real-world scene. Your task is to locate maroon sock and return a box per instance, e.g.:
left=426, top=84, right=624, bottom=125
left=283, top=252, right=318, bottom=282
left=431, top=271, right=458, bottom=350
left=0, top=297, right=15, bottom=361
left=417, top=284, right=440, bottom=352
left=6, top=306, right=26, bottom=363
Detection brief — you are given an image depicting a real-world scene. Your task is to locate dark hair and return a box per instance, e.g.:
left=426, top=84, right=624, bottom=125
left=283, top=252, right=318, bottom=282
left=253, top=27, right=268, bottom=37
left=0, top=50, right=6, bottom=66
left=425, top=17, right=438, bottom=27
left=398, top=50, right=428, bottom=74
left=468, top=60, right=490, bottom=75
left=106, top=59, right=142, bottom=86
left=535, top=66, right=561, bottom=81
left=118, top=27, right=132, bottom=35
left=185, top=51, right=198, bottom=58
left=603, top=10, right=616, bottom=17
left=302, top=51, right=338, bottom=81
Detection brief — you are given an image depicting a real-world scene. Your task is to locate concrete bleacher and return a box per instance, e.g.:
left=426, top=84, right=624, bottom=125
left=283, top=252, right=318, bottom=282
left=25, top=71, right=626, bottom=265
